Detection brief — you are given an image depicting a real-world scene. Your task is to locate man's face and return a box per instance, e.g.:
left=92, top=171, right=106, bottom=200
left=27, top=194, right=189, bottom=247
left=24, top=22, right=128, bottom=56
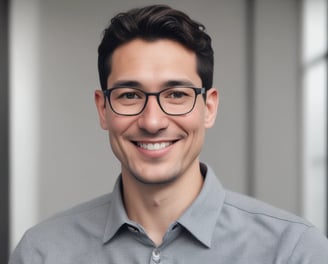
left=95, top=38, right=218, bottom=185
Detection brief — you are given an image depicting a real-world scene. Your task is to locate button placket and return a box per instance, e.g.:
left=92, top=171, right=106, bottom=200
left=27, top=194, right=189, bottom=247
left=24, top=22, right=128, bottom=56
left=151, top=248, right=161, bottom=263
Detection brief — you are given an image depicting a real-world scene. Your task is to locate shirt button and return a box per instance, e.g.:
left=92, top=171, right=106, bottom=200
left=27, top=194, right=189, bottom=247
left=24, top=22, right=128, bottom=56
left=152, top=248, right=161, bottom=263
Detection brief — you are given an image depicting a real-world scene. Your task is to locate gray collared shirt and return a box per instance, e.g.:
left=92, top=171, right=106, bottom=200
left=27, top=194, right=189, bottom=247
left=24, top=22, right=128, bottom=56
left=9, top=164, right=328, bottom=263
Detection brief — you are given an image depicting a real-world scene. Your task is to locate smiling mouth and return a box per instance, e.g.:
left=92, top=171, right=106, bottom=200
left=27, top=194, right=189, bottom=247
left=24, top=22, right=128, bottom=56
left=134, top=141, right=175, bottom=151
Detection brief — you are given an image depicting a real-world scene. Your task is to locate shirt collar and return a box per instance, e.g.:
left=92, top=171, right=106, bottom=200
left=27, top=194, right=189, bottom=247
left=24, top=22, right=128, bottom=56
left=177, top=163, right=225, bottom=248
left=103, top=176, right=129, bottom=244
left=102, top=163, right=225, bottom=247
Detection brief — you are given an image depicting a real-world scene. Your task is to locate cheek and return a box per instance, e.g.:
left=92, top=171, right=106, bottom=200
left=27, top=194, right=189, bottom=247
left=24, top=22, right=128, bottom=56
left=183, top=103, right=207, bottom=130
left=106, top=116, right=129, bottom=152
left=107, top=116, right=131, bottom=160
left=107, top=114, right=135, bottom=135
left=184, top=105, right=207, bottom=147
left=106, top=115, right=139, bottom=156
left=178, top=109, right=206, bottom=137
left=177, top=113, right=206, bottom=160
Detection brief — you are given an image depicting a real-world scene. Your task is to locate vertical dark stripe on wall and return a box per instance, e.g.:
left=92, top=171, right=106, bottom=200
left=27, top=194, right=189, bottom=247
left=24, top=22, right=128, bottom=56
left=0, top=0, right=9, bottom=262
left=245, top=0, right=256, bottom=196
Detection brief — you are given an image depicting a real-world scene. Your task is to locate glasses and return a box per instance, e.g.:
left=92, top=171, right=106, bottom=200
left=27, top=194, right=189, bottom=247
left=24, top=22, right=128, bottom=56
left=103, top=86, right=206, bottom=116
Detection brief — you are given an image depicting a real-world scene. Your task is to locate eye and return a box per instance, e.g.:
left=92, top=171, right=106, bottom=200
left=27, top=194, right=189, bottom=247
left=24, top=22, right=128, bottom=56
left=168, top=91, right=188, bottom=98
left=119, top=91, right=140, bottom=99
left=113, top=88, right=144, bottom=100
left=163, top=87, right=193, bottom=100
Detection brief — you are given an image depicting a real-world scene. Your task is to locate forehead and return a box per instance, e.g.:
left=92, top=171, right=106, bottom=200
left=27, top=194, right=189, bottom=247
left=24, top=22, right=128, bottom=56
left=108, top=38, right=201, bottom=87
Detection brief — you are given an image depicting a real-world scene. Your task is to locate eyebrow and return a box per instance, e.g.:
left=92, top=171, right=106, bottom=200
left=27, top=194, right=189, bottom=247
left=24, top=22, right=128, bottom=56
left=164, top=80, right=196, bottom=87
left=110, top=79, right=197, bottom=89
left=110, top=80, right=141, bottom=88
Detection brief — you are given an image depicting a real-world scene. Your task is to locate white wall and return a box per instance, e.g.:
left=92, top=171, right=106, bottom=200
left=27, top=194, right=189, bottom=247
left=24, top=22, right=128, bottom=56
left=10, top=0, right=305, bottom=249
left=9, top=0, right=41, bottom=250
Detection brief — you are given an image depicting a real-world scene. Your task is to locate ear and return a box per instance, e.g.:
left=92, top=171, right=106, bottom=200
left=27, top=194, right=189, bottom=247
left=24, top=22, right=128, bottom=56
left=94, top=90, right=109, bottom=130
left=204, top=88, right=219, bottom=128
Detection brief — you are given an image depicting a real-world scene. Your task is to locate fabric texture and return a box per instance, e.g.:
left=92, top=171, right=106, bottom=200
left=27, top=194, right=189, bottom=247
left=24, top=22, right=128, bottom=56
left=9, top=164, right=328, bottom=264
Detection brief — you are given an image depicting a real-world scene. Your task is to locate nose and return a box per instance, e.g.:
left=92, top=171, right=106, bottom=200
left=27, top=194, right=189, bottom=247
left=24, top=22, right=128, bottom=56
left=137, top=96, right=169, bottom=134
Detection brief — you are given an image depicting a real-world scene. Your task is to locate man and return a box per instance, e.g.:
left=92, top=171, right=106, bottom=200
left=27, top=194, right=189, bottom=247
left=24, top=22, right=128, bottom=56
left=10, top=4, right=328, bottom=263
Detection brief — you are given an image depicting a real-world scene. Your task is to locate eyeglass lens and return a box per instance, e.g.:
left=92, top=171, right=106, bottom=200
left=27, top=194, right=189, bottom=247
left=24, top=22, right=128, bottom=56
left=106, top=87, right=201, bottom=116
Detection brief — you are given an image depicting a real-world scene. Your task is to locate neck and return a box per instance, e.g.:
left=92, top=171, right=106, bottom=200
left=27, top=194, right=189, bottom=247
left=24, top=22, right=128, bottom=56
left=122, top=162, right=204, bottom=246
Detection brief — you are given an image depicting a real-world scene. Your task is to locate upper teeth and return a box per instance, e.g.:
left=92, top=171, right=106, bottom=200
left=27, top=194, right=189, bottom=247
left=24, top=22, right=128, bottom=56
left=137, top=142, right=171, bottom=150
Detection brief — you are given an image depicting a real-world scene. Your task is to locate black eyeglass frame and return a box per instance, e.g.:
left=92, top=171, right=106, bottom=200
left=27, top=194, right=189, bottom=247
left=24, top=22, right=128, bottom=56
left=103, top=86, right=206, bottom=116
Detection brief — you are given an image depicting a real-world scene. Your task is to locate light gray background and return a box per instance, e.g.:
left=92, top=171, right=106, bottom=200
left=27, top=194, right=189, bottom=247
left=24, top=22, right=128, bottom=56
left=10, top=0, right=302, bottom=248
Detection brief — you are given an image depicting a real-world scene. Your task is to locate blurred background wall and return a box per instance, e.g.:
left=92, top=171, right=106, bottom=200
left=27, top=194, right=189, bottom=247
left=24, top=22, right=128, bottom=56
left=6, top=0, right=327, bottom=258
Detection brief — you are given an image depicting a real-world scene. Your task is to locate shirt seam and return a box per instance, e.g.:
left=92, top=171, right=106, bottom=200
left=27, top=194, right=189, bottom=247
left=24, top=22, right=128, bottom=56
left=224, top=201, right=312, bottom=227
left=52, top=196, right=112, bottom=221
left=286, top=226, right=312, bottom=264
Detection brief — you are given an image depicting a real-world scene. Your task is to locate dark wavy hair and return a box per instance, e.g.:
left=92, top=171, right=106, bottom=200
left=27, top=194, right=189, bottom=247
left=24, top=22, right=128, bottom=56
left=98, top=5, right=214, bottom=91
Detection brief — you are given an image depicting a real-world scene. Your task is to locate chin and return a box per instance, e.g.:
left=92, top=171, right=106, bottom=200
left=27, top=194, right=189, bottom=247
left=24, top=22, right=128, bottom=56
left=133, top=172, right=179, bottom=186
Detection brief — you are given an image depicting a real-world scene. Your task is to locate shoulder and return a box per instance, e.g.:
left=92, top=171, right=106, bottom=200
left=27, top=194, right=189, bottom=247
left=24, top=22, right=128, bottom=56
left=33, top=192, right=113, bottom=235
left=220, top=190, right=328, bottom=262
left=35, top=192, right=112, bottom=237
left=221, top=190, right=314, bottom=237
left=223, top=190, right=310, bottom=226
left=9, top=193, right=113, bottom=264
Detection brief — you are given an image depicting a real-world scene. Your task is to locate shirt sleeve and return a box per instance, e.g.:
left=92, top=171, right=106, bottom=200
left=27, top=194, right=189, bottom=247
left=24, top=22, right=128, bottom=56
left=288, top=226, right=328, bottom=264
